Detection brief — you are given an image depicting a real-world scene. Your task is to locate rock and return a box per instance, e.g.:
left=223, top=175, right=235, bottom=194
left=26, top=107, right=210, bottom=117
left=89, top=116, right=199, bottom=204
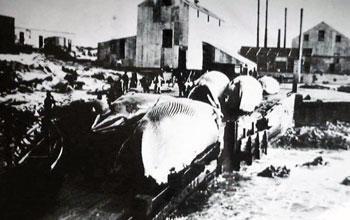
left=341, top=177, right=350, bottom=186
left=258, top=165, right=290, bottom=178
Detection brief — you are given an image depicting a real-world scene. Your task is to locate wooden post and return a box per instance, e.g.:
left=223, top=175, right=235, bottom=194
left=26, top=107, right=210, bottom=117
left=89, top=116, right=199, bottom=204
left=246, top=136, right=253, bottom=165
left=262, top=131, right=268, bottom=154
left=253, top=133, right=260, bottom=160
left=223, top=121, right=235, bottom=172
left=232, top=121, right=241, bottom=171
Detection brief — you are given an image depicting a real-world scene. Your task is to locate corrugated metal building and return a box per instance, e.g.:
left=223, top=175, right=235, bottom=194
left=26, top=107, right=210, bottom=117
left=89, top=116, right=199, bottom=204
left=98, top=0, right=249, bottom=72
left=292, top=22, right=350, bottom=74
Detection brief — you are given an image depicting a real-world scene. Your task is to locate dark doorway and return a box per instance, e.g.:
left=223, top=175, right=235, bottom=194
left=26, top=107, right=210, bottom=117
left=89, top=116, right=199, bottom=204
left=329, top=63, right=335, bottom=73
left=119, top=39, right=125, bottom=59
left=178, top=48, right=186, bottom=70
left=39, top=35, right=43, bottom=48
left=162, top=29, right=173, bottom=48
left=19, top=32, right=24, bottom=44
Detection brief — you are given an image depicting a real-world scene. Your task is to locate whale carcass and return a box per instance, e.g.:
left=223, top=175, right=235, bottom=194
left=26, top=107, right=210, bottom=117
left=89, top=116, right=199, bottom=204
left=91, top=93, right=175, bottom=133
left=259, top=76, right=280, bottom=95
left=113, top=98, right=222, bottom=184
left=223, top=75, right=263, bottom=119
left=188, top=71, right=230, bottom=109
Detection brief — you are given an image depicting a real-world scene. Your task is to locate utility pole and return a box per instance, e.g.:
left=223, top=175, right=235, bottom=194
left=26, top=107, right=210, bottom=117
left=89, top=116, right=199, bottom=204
left=277, top=29, right=281, bottom=48
left=293, top=8, right=304, bottom=93
left=257, top=0, right=260, bottom=48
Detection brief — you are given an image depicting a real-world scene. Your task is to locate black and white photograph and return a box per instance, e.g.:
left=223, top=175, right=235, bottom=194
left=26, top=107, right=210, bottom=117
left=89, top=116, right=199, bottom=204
left=0, top=0, right=350, bottom=219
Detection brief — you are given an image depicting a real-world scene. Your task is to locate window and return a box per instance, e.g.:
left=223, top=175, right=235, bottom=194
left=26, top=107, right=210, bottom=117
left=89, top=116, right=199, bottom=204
left=304, top=34, right=309, bottom=42
left=207, top=15, right=210, bottom=22
left=197, top=10, right=199, bottom=18
left=119, top=39, right=125, bottom=59
left=336, top=35, right=342, bottom=43
left=318, top=30, right=325, bottom=41
left=163, top=0, right=172, bottom=6
left=162, top=29, right=173, bottom=48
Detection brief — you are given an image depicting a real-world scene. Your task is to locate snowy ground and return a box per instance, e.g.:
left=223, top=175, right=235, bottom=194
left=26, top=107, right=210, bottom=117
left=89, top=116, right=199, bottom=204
left=177, top=147, right=350, bottom=220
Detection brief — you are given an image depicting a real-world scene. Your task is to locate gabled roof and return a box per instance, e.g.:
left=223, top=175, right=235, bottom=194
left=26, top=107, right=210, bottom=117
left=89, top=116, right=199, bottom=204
left=293, top=21, right=350, bottom=41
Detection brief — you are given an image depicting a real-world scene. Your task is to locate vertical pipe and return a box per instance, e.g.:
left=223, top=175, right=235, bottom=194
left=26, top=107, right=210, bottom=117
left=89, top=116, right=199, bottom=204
left=264, top=0, right=268, bottom=48
left=293, top=8, right=304, bottom=93
left=284, top=8, right=287, bottom=48
left=277, top=29, right=281, bottom=48
left=257, top=0, right=260, bottom=48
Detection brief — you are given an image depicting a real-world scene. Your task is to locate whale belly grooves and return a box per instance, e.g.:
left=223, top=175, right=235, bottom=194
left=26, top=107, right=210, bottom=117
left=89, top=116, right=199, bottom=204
left=140, top=100, right=220, bottom=184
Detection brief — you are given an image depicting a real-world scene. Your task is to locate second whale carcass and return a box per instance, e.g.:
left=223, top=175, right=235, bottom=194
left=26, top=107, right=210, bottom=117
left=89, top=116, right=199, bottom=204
left=188, top=71, right=230, bottom=110
left=223, top=75, right=263, bottom=119
left=114, top=98, right=222, bottom=185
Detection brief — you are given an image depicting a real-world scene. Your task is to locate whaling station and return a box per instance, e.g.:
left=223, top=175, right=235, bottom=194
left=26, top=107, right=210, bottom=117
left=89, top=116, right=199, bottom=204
left=1, top=0, right=350, bottom=219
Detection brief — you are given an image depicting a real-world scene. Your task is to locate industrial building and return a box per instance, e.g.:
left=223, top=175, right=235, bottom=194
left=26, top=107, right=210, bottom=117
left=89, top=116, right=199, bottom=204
left=292, top=22, right=350, bottom=74
left=0, top=15, right=15, bottom=53
left=98, top=0, right=251, bottom=73
left=97, top=36, right=136, bottom=68
left=15, top=27, right=74, bottom=50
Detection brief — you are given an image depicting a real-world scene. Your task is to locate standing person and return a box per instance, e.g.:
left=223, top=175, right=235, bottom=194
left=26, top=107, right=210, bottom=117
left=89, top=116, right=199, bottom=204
left=122, top=72, right=129, bottom=94
left=242, top=64, right=248, bottom=75
left=153, top=74, right=162, bottom=94
left=177, top=72, right=186, bottom=97
left=42, top=91, right=56, bottom=136
left=140, top=76, right=147, bottom=93
left=130, top=72, right=138, bottom=89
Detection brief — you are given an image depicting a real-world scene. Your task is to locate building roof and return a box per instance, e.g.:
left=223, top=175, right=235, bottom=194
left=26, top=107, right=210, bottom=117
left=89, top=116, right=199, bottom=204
left=183, top=0, right=223, bottom=21
left=240, top=46, right=313, bottom=63
left=292, top=21, right=350, bottom=42
left=138, top=0, right=223, bottom=21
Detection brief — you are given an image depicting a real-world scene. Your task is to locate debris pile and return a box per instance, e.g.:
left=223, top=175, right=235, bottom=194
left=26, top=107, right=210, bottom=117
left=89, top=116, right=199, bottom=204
left=257, top=165, right=290, bottom=178
left=276, top=121, right=350, bottom=149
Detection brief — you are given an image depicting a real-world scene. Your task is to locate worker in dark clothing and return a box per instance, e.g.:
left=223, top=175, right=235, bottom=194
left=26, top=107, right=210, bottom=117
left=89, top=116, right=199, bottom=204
left=122, top=72, right=129, bottom=94
left=177, top=72, right=186, bottom=97
left=140, top=76, right=150, bottom=93
left=242, top=64, right=248, bottom=75
left=107, top=79, right=123, bottom=108
left=42, top=91, right=56, bottom=137
left=130, top=72, right=138, bottom=89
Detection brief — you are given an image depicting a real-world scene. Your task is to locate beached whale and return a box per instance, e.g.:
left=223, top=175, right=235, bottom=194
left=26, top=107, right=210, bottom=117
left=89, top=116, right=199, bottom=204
left=259, top=76, right=280, bottom=95
left=110, top=98, right=222, bottom=184
left=188, top=71, right=230, bottom=110
left=91, top=93, right=175, bottom=133
left=223, top=75, right=263, bottom=119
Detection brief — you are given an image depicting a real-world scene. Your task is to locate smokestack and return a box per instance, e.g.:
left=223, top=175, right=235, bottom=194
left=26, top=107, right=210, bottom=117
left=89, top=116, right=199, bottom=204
left=277, top=29, right=281, bottom=48
left=264, top=0, right=268, bottom=48
left=257, top=0, right=260, bottom=48
left=284, top=8, right=287, bottom=48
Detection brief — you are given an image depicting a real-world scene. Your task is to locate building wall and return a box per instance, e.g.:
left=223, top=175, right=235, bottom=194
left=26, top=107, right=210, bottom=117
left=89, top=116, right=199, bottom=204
left=136, top=0, right=185, bottom=69
left=292, top=22, right=350, bottom=74
left=187, top=3, right=224, bottom=70
left=0, top=15, right=15, bottom=53
left=98, top=36, right=136, bottom=68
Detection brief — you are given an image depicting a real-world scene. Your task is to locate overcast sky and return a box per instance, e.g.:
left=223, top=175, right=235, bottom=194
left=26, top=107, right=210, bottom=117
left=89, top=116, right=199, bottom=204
left=1, top=0, right=349, bottom=51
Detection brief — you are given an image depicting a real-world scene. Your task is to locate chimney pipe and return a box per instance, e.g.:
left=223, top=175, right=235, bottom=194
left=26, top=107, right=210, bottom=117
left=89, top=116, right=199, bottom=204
left=264, top=0, right=268, bottom=48
left=284, top=8, right=287, bottom=48
left=277, top=29, right=281, bottom=48
left=257, top=0, right=260, bottom=48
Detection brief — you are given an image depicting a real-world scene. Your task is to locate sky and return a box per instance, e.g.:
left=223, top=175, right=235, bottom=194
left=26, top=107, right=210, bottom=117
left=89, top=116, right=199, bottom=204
left=0, top=0, right=349, bottom=51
